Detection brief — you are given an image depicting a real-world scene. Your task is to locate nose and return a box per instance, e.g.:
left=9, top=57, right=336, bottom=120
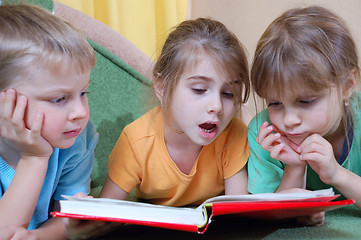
left=69, top=98, right=88, bottom=120
left=207, top=93, right=223, bottom=114
left=283, top=107, right=301, bottom=128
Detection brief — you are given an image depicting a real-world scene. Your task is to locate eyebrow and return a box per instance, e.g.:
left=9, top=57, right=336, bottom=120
left=186, top=75, right=212, bottom=81
left=186, top=75, right=240, bottom=85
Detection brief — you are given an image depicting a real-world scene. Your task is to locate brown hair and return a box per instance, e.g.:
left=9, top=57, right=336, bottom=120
left=0, top=3, right=96, bottom=89
left=251, top=5, right=361, bottom=160
left=251, top=6, right=359, bottom=99
left=153, top=17, right=250, bottom=121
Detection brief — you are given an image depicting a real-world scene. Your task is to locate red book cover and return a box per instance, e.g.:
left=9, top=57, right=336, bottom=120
left=51, top=188, right=354, bottom=234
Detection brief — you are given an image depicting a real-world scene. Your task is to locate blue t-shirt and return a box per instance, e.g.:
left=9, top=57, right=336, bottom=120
left=248, top=92, right=361, bottom=197
left=0, top=121, right=98, bottom=230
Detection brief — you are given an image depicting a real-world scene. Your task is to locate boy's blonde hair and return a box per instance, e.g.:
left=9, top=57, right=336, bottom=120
left=0, top=4, right=96, bottom=89
left=153, top=18, right=250, bottom=121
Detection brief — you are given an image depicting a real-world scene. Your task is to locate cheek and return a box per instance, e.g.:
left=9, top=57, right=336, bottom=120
left=224, top=103, right=236, bottom=119
left=268, top=110, right=281, bottom=127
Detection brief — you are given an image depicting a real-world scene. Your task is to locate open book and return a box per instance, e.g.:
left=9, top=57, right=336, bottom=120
left=51, top=188, right=354, bottom=234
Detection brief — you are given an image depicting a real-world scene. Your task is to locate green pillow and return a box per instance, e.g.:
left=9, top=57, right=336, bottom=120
left=87, top=40, right=152, bottom=196
left=1, top=0, right=53, bottom=11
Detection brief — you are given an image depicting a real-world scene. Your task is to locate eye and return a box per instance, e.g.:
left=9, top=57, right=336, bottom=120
left=268, top=101, right=281, bottom=107
left=300, top=98, right=315, bottom=104
left=222, top=91, right=234, bottom=99
left=192, top=88, right=206, bottom=94
left=81, top=91, right=91, bottom=97
left=50, top=96, right=66, bottom=104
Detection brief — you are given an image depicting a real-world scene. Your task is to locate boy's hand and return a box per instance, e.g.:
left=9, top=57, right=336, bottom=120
left=63, top=192, right=122, bottom=240
left=0, top=89, right=53, bottom=159
left=257, top=121, right=304, bottom=166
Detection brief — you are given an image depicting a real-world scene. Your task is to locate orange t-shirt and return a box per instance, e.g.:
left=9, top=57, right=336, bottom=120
left=108, top=107, right=249, bottom=206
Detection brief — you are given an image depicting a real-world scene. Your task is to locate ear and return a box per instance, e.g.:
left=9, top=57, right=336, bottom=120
left=153, top=75, right=165, bottom=102
left=343, top=68, right=358, bottom=98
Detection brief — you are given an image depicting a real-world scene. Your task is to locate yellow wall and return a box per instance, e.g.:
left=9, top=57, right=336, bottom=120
left=57, top=0, right=188, bottom=60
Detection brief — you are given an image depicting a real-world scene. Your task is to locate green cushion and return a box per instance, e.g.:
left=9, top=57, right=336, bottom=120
left=2, top=0, right=53, bottom=11
left=87, top=40, right=152, bottom=196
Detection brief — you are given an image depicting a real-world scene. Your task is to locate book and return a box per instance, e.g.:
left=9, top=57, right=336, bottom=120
left=51, top=188, right=354, bottom=234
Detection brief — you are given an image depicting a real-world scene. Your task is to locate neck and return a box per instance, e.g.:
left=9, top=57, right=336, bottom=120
left=164, top=124, right=202, bottom=175
left=164, top=124, right=202, bottom=154
left=326, top=118, right=347, bottom=160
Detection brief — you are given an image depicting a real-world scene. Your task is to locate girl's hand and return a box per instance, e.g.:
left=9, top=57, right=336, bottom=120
left=0, top=89, right=53, bottom=159
left=299, top=134, right=340, bottom=185
left=0, top=225, right=39, bottom=240
left=257, top=122, right=303, bottom=166
left=296, top=211, right=325, bottom=226
left=278, top=188, right=325, bottom=226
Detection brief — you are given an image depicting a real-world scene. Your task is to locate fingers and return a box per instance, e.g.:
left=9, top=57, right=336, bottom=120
left=12, top=95, right=28, bottom=130
left=296, top=212, right=325, bottom=226
left=0, top=89, right=41, bottom=134
left=0, top=89, right=52, bottom=158
left=29, top=110, right=44, bottom=137
left=2, top=89, right=16, bottom=118
left=299, top=134, right=331, bottom=161
left=256, top=121, right=271, bottom=144
left=289, top=140, right=301, bottom=154
left=257, top=122, right=281, bottom=151
left=269, top=142, right=285, bottom=159
left=64, top=219, right=120, bottom=240
left=72, top=192, right=93, bottom=199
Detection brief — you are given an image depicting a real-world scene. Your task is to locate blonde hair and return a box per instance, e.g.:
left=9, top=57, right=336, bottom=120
left=0, top=3, right=96, bottom=89
left=251, top=5, right=360, bottom=158
left=251, top=6, right=359, bottom=99
left=153, top=18, right=250, bottom=121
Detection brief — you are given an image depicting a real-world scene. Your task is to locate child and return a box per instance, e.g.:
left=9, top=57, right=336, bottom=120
left=0, top=3, right=97, bottom=239
left=247, top=6, right=361, bottom=224
left=66, top=16, right=250, bottom=239
left=100, top=17, right=250, bottom=205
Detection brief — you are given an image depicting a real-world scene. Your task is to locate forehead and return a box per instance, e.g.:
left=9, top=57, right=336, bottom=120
left=11, top=65, right=90, bottom=90
left=182, top=52, right=235, bottom=84
left=263, top=83, right=324, bottom=101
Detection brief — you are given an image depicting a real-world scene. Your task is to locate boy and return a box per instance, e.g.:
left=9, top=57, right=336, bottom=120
left=0, top=3, right=97, bottom=239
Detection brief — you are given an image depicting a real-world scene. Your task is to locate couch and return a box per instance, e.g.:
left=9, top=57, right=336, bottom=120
left=8, top=0, right=361, bottom=239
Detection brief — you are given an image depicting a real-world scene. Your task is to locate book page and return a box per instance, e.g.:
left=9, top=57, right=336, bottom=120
left=203, top=188, right=335, bottom=204
left=60, top=196, right=208, bottom=227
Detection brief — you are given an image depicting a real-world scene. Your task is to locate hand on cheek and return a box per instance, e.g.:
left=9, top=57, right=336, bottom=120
left=0, top=89, right=53, bottom=159
left=299, top=134, right=339, bottom=184
left=257, top=122, right=304, bottom=166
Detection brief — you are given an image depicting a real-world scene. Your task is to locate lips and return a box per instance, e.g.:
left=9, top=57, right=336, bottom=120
left=199, top=122, right=217, bottom=133
left=286, top=133, right=306, bottom=145
left=63, top=128, right=81, bottom=137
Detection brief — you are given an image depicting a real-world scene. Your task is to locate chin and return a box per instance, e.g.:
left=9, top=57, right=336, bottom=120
left=288, top=136, right=307, bottom=146
left=51, top=140, right=77, bottom=149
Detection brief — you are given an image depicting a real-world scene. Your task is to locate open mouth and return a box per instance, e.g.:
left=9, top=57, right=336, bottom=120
left=199, top=122, right=217, bottom=133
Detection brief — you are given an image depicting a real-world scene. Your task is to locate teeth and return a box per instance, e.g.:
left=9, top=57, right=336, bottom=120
left=199, top=122, right=216, bottom=133
left=202, top=128, right=214, bottom=133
